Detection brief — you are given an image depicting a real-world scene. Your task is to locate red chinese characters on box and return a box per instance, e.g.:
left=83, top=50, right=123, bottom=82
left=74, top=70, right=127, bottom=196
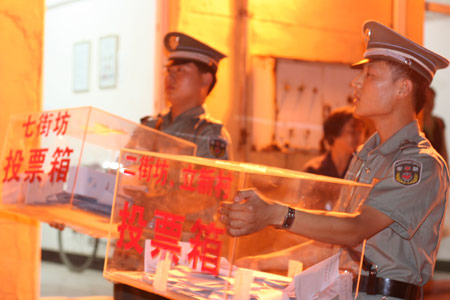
left=124, top=155, right=233, bottom=200
left=116, top=201, right=146, bottom=254
left=2, top=111, right=73, bottom=183
left=2, top=149, right=24, bottom=182
left=188, top=219, right=224, bottom=276
left=23, top=111, right=70, bottom=138
left=116, top=203, right=225, bottom=276
left=151, top=210, right=185, bottom=265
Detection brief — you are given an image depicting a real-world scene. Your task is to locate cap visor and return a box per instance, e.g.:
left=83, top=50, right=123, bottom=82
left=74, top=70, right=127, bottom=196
left=351, top=58, right=370, bottom=69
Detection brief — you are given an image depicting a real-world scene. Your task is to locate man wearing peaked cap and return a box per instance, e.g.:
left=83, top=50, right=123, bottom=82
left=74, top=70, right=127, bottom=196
left=352, top=20, right=449, bottom=84
left=141, top=32, right=232, bottom=160
left=114, top=32, right=231, bottom=300
left=46, top=34, right=228, bottom=294
left=219, top=20, right=449, bottom=300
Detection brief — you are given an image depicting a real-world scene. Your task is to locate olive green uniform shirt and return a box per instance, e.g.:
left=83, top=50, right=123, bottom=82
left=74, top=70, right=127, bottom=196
left=345, top=120, right=449, bottom=286
left=141, top=106, right=232, bottom=160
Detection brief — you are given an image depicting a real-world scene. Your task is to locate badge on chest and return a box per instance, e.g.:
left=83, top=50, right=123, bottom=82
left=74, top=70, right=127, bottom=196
left=208, top=137, right=227, bottom=158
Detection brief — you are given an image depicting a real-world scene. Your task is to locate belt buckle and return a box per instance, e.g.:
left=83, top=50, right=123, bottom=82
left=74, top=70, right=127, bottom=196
left=366, top=264, right=378, bottom=295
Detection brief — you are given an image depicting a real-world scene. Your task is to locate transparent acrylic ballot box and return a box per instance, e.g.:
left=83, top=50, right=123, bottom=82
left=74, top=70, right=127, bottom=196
left=104, top=149, right=372, bottom=300
left=0, top=107, right=196, bottom=237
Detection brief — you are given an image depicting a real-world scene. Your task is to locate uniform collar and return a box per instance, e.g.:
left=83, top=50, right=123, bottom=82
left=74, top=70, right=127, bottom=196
left=357, top=120, right=421, bottom=159
left=167, top=105, right=205, bottom=123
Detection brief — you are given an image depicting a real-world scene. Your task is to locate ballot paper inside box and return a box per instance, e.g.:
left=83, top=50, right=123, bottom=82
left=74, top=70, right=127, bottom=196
left=0, top=107, right=196, bottom=238
left=104, top=149, right=372, bottom=300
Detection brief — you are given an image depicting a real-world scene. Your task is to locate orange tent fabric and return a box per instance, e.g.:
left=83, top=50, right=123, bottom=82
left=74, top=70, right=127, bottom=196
left=0, top=0, right=44, bottom=299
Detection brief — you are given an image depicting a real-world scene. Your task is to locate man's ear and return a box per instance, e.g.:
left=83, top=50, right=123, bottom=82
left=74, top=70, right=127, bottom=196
left=201, top=72, right=213, bottom=90
left=397, top=78, right=413, bottom=99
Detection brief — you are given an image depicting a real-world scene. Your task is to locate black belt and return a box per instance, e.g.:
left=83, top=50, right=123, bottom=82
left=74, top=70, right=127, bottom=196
left=354, top=275, right=422, bottom=300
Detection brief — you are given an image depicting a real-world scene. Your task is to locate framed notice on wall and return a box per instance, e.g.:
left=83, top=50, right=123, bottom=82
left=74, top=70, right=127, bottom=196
left=73, top=41, right=91, bottom=92
left=99, top=35, right=118, bottom=89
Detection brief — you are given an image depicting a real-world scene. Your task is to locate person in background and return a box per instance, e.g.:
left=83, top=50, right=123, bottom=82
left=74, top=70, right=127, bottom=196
left=140, top=32, right=232, bottom=160
left=303, top=106, right=365, bottom=178
left=219, top=20, right=449, bottom=300
left=419, top=86, right=448, bottom=163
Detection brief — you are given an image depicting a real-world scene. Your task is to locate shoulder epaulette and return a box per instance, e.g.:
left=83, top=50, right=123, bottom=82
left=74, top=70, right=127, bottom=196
left=399, top=139, right=419, bottom=154
left=140, top=114, right=162, bottom=124
left=198, top=113, right=222, bottom=124
left=140, top=115, right=151, bottom=124
left=194, top=114, right=223, bottom=134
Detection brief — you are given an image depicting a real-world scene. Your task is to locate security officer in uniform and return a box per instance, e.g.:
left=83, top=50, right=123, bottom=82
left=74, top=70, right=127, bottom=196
left=219, top=20, right=449, bottom=300
left=141, top=32, right=231, bottom=160
left=114, top=32, right=231, bottom=299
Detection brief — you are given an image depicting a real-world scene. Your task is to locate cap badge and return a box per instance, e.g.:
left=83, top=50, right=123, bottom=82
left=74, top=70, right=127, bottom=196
left=364, top=28, right=371, bottom=48
left=168, top=35, right=180, bottom=50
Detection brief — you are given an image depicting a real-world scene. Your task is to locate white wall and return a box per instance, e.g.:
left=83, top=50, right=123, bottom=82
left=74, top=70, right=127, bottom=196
left=42, top=0, right=158, bottom=253
left=43, top=0, right=158, bottom=123
left=424, top=12, right=450, bottom=261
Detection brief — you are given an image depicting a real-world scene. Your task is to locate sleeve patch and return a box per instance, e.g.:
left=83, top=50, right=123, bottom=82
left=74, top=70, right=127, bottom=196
left=208, top=137, right=227, bottom=158
left=393, top=159, right=422, bottom=186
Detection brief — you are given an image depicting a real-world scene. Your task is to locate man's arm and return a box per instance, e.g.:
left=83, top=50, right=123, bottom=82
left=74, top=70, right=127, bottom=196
left=219, top=189, right=393, bottom=247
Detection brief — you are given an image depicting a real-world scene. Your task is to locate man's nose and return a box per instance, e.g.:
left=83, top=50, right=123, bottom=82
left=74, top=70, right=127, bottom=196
left=165, top=71, right=176, bottom=82
left=351, top=72, right=363, bottom=89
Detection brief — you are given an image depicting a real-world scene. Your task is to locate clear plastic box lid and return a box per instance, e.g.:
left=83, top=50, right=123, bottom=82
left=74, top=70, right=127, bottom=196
left=0, top=107, right=196, bottom=237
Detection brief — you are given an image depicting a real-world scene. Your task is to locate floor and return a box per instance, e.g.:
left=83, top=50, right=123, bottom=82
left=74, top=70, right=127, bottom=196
left=40, top=261, right=113, bottom=299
